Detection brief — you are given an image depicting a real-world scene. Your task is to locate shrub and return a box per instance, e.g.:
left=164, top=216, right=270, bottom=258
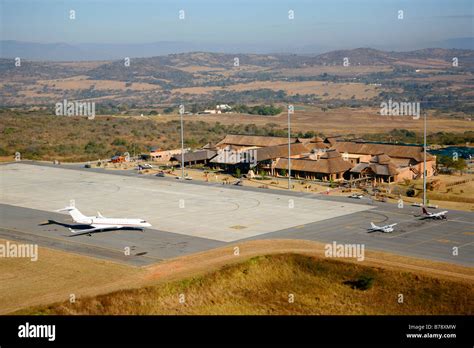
left=344, top=275, right=375, bottom=290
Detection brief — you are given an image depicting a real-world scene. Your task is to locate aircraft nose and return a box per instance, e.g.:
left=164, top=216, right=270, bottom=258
left=145, top=223, right=152, bottom=227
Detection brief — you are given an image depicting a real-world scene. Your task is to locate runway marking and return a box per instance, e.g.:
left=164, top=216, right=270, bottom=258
left=436, top=239, right=459, bottom=244
left=449, top=219, right=474, bottom=226
left=405, top=228, right=467, bottom=248
left=388, top=221, right=450, bottom=239
left=372, top=209, right=423, bottom=218
left=458, top=241, right=474, bottom=249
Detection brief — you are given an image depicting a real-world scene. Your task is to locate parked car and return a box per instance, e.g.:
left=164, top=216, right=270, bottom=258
left=137, top=163, right=153, bottom=170
left=176, top=175, right=192, bottom=180
left=155, top=171, right=165, bottom=177
left=348, top=194, right=363, bottom=199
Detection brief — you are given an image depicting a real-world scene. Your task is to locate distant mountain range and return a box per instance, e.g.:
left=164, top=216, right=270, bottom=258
left=1, top=38, right=472, bottom=61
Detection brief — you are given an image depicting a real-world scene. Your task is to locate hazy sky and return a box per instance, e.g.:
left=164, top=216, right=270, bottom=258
left=1, top=0, right=473, bottom=51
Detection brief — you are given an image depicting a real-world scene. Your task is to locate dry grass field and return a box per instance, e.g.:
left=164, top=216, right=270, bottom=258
left=37, top=78, right=160, bottom=91
left=16, top=253, right=473, bottom=315
left=0, top=239, right=144, bottom=314
left=415, top=174, right=474, bottom=209
left=172, top=80, right=380, bottom=100
left=276, top=65, right=393, bottom=77
left=164, top=106, right=472, bottom=135
left=4, top=239, right=473, bottom=315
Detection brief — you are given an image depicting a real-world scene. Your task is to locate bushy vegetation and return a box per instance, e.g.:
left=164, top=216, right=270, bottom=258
left=17, top=253, right=473, bottom=315
left=0, top=112, right=470, bottom=162
left=437, top=155, right=468, bottom=173
left=231, top=104, right=283, bottom=115
left=0, top=112, right=293, bottom=161
left=344, top=274, right=375, bottom=290
left=364, top=129, right=474, bottom=146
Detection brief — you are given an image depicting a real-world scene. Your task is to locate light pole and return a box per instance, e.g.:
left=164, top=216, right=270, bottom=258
left=288, top=105, right=294, bottom=189
left=423, top=111, right=427, bottom=206
left=180, top=104, right=185, bottom=180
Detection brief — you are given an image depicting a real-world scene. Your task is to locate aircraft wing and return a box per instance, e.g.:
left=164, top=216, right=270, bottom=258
left=68, top=225, right=122, bottom=236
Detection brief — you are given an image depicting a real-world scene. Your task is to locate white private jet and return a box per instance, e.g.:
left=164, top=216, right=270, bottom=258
left=420, top=207, right=448, bottom=220
left=56, top=205, right=152, bottom=236
left=367, top=222, right=397, bottom=233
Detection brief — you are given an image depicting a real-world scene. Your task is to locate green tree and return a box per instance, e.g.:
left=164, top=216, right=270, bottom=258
left=452, top=158, right=467, bottom=174
left=438, top=155, right=467, bottom=174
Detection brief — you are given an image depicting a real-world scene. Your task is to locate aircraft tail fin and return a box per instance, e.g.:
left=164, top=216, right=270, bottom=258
left=370, top=222, right=377, bottom=229
left=56, top=206, right=87, bottom=222
left=422, top=207, right=428, bottom=215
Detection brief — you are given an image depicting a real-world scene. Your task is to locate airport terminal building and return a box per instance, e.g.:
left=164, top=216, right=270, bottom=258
left=154, top=134, right=436, bottom=184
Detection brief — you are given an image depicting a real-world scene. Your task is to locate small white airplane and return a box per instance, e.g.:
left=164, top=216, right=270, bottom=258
left=367, top=222, right=397, bottom=233
left=56, top=205, right=152, bottom=236
left=420, top=207, right=448, bottom=220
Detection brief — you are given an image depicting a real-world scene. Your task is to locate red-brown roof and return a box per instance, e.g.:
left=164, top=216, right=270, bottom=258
left=216, top=134, right=297, bottom=148
left=332, top=141, right=433, bottom=162
left=275, top=150, right=352, bottom=174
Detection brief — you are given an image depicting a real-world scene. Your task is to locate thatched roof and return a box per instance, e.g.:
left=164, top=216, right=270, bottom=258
left=202, top=142, right=216, bottom=150
left=351, top=153, right=398, bottom=176
left=324, top=136, right=343, bottom=145
left=351, top=163, right=398, bottom=176
left=313, top=136, right=324, bottom=143
left=320, top=149, right=342, bottom=159
left=275, top=150, right=352, bottom=174
left=216, top=134, right=297, bottom=148
left=332, top=141, right=433, bottom=162
left=370, top=153, right=392, bottom=164
left=171, top=150, right=216, bottom=163
left=256, top=143, right=310, bottom=161
left=305, top=142, right=329, bottom=151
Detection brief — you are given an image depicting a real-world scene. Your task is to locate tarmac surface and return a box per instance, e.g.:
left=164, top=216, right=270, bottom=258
left=1, top=162, right=473, bottom=267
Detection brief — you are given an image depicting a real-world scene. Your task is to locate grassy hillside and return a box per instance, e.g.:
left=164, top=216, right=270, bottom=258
left=0, top=112, right=292, bottom=161
left=17, top=253, right=473, bottom=315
